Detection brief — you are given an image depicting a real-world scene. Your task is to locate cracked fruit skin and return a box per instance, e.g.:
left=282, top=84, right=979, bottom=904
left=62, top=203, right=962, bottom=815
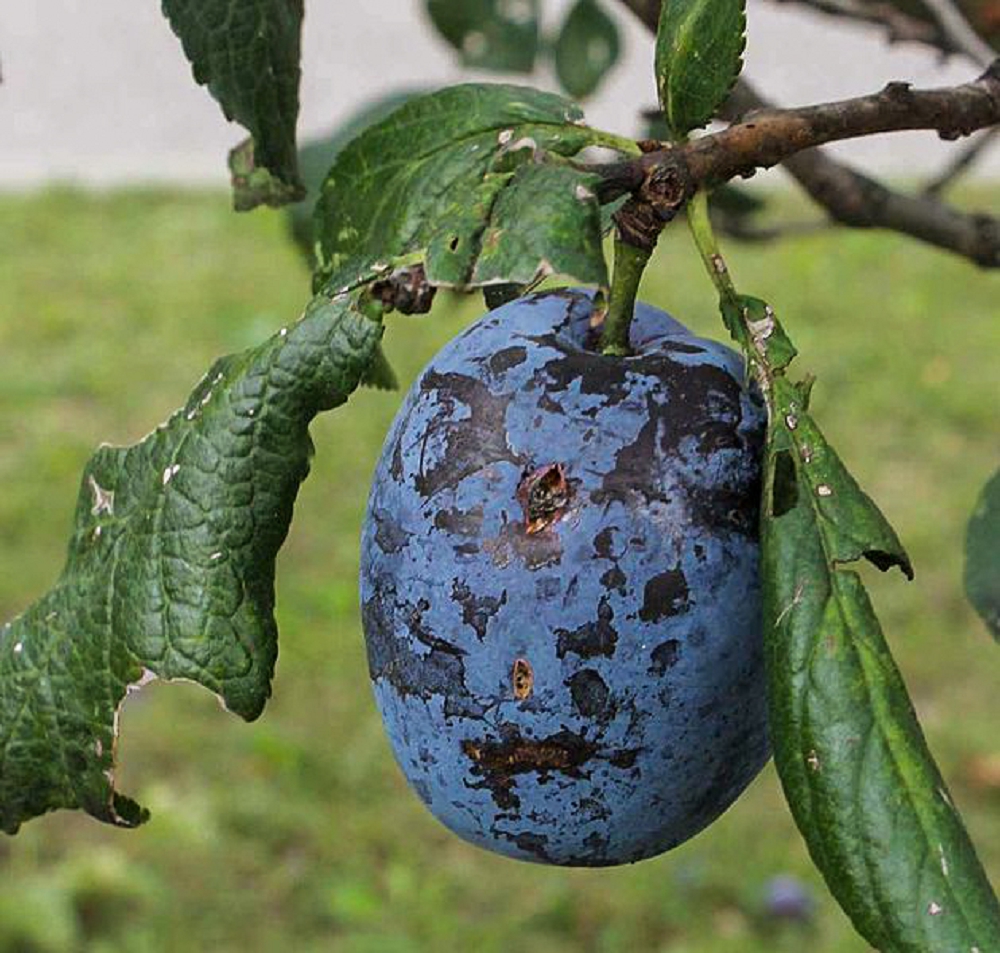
left=360, top=288, right=769, bottom=866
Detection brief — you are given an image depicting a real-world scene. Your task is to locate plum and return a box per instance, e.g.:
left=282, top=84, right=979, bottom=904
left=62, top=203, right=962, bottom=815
left=360, top=288, right=769, bottom=866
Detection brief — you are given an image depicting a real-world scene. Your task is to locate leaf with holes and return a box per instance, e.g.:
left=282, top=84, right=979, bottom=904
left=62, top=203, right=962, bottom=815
left=162, top=0, right=305, bottom=208
left=655, top=0, right=746, bottom=138
left=425, top=0, right=540, bottom=72
left=757, top=345, right=1000, bottom=950
left=312, top=84, right=638, bottom=295
left=554, top=0, right=622, bottom=100
left=0, top=290, right=385, bottom=834
left=965, top=465, right=1000, bottom=641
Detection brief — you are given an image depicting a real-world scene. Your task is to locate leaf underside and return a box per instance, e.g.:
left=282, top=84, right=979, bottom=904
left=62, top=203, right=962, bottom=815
left=655, top=0, right=746, bottom=138
left=964, top=466, right=1000, bottom=641
left=736, top=294, right=1000, bottom=950
left=162, top=0, right=305, bottom=208
left=312, top=84, right=628, bottom=297
left=0, top=291, right=384, bottom=834
left=425, top=0, right=540, bottom=73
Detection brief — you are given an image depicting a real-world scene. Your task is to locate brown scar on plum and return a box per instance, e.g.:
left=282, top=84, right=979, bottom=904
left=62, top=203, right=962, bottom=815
left=517, top=463, right=573, bottom=534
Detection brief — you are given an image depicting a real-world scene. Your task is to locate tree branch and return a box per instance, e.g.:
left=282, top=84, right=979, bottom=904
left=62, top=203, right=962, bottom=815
left=765, top=0, right=995, bottom=61
left=916, top=0, right=998, bottom=66
left=922, top=126, right=1000, bottom=193
left=721, top=74, right=1000, bottom=267
left=606, top=0, right=1000, bottom=268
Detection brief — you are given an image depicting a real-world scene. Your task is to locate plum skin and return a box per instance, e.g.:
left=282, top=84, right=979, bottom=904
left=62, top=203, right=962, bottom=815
left=360, top=288, right=769, bottom=866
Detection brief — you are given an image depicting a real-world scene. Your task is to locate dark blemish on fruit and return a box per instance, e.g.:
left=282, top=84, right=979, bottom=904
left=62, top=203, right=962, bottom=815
left=649, top=639, right=681, bottom=675
left=537, top=392, right=565, bottom=415
left=434, top=505, right=484, bottom=536
left=555, top=596, right=618, bottom=659
left=639, top=569, right=690, bottom=623
left=567, top=669, right=610, bottom=718
left=608, top=749, right=639, bottom=769
left=600, top=565, right=627, bottom=594
left=488, top=346, right=528, bottom=375
left=414, top=370, right=523, bottom=498
left=372, top=508, right=411, bottom=554
left=451, top=579, right=507, bottom=640
left=497, top=829, right=553, bottom=862
left=592, top=526, right=615, bottom=559
left=463, top=726, right=640, bottom=812
left=462, top=729, right=599, bottom=810
left=363, top=584, right=486, bottom=719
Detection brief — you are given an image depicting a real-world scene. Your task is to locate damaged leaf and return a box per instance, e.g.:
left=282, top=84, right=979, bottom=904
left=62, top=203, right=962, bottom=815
left=162, top=0, right=305, bottom=208
left=754, top=319, right=1000, bottom=950
left=0, top=290, right=385, bottom=833
left=313, top=84, right=638, bottom=295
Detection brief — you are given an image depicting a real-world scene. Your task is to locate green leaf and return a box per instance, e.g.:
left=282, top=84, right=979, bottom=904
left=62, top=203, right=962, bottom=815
left=760, top=362, right=1000, bottom=951
left=162, top=0, right=305, bottom=209
left=0, top=291, right=385, bottom=834
left=470, top=165, right=607, bottom=287
left=965, top=466, right=1000, bottom=641
left=288, top=92, right=421, bottom=263
left=425, top=0, right=540, bottom=73
left=687, top=188, right=1000, bottom=953
left=554, top=0, right=622, bottom=100
left=360, top=343, right=400, bottom=391
left=655, top=0, right=746, bottom=138
left=313, top=84, right=636, bottom=295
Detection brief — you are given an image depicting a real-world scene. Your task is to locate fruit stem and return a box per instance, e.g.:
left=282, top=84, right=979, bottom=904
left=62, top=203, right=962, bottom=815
left=685, top=190, right=750, bottom=351
left=600, top=236, right=651, bottom=356
left=686, top=190, right=738, bottom=304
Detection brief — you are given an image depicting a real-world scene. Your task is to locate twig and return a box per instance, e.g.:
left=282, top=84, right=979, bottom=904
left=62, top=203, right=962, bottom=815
left=613, top=0, right=1000, bottom=268
left=769, top=0, right=947, bottom=51
left=597, top=65, right=1000, bottom=196
left=723, top=76, right=1000, bottom=267
left=916, top=0, right=997, bottom=67
left=923, top=126, right=1000, bottom=194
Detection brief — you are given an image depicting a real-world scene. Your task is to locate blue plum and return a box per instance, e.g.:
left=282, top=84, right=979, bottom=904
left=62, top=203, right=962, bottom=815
left=360, top=288, right=769, bottom=866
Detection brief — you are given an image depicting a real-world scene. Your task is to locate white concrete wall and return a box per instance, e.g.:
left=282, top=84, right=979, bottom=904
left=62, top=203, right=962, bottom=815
left=0, top=0, right=996, bottom=186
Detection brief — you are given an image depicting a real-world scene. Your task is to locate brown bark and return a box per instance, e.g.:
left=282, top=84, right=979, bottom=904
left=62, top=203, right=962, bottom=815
left=611, top=0, right=1000, bottom=267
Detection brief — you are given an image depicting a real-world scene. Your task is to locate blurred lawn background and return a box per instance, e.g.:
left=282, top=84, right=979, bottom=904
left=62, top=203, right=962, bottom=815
left=0, top=187, right=997, bottom=952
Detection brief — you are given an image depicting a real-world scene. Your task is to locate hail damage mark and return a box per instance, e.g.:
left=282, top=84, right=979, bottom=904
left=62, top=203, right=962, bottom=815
left=555, top=596, right=618, bottom=659
left=414, top=370, right=523, bottom=498
left=639, top=568, right=690, bottom=623
left=461, top=726, right=639, bottom=810
left=517, top=463, right=573, bottom=534
left=512, top=658, right=534, bottom=699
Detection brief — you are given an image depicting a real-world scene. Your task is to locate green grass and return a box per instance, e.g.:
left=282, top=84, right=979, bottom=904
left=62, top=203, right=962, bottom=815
left=0, top=186, right=997, bottom=952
